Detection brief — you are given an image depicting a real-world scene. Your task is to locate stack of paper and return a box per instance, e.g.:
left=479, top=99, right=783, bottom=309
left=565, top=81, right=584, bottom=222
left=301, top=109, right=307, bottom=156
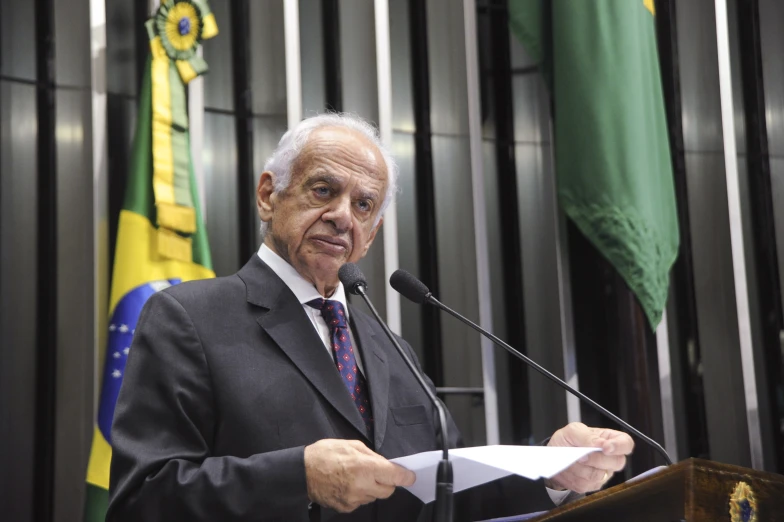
left=391, top=445, right=601, bottom=503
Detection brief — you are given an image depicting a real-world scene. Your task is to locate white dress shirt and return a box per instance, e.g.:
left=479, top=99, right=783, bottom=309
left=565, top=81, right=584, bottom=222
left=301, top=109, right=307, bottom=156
left=258, top=244, right=364, bottom=373
left=257, top=243, right=569, bottom=506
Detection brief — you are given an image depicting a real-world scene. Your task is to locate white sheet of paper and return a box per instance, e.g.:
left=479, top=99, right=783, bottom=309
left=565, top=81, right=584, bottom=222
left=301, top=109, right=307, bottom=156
left=391, top=445, right=601, bottom=504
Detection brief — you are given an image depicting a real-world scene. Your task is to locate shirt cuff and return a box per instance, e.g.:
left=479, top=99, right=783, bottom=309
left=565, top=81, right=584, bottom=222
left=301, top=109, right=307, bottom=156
left=546, top=487, right=572, bottom=506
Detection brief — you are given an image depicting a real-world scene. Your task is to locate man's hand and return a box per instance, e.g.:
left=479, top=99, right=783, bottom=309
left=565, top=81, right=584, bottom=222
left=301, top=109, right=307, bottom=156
left=545, top=422, right=634, bottom=494
left=304, top=439, right=416, bottom=513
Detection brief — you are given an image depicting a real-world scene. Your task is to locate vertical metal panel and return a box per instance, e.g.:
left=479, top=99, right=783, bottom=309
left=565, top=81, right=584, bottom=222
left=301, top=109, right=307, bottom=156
left=655, top=0, right=709, bottom=462
left=431, top=135, right=486, bottom=445
left=759, top=0, right=784, bottom=158
left=426, top=0, right=468, bottom=136
left=104, top=0, right=138, bottom=96
left=389, top=0, right=414, bottom=133
left=374, top=0, right=402, bottom=334
left=511, top=74, right=546, bottom=146
left=761, top=0, right=784, bottom=309
left=733, top=0, right=783, bottom=471
left=283, top=0, right=303, bottom=127
left=337, top=0, right=378, bottom=127
left=298, top=0, right=325, bottom=115
left=388, top=0, right=421, bottom=355
left=771, top=157, right=784, bottom=311
left=202, top=0, right=234, bottom=112
left=0, top=0, right=37, bottom=80
left=515, top=142, right=571, bottom=440
left=715, top=0, right=764, bottom=469
left=757, top=1, right=784, bottom=468
left=677, top=2, right=723, bottom=153
left=426, top=0, right=485, bottom=445
left=684, top=150, right=752, bottom=466
left=250, top=0, right=287, bottom=116
left=203, top=112, right=239, bottom=276
left=0, top=80, right=38, bottom=522
left=393, top=132, right=423, bottom=358
left=483, top=140, right=514, bottom=442
left=54, top=88, right=95, bottom=522
left=54, top=0, right=92, bottom=88
left=674, top=0, right=757, bottom=468
left=462, top=0, right=498, bottom=445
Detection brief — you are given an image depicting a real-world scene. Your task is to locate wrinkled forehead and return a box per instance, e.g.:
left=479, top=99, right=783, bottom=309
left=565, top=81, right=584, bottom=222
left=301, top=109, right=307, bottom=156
left=294, top=126, right=388, bottom=182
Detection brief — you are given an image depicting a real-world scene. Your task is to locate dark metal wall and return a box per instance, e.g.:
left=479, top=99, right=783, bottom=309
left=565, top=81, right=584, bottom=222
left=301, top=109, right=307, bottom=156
left=1, top=0, right=95, bottom=520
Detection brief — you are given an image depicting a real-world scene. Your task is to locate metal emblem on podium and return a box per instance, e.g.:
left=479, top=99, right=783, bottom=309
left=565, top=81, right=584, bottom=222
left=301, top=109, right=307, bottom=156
left=729, top=481, right=757, bottom=522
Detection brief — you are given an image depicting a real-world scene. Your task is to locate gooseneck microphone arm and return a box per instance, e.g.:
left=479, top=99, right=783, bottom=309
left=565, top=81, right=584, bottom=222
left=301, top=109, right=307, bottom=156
left=390, top=269, right=673, bottom=466
left=338, top=264, right=453, bottom=522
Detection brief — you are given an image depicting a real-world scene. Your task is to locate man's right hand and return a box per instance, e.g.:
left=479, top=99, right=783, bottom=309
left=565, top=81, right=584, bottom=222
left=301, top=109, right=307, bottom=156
left=304, top=439, right=416, bottom=513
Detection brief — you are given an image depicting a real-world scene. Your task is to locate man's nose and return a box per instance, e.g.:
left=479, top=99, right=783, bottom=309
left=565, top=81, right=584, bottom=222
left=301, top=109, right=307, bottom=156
left=323, top=195, right=353, bottom=232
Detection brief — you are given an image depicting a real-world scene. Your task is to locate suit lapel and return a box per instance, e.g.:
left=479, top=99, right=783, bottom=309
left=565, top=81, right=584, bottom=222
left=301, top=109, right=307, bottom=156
left=350, top=307, right=390, bottom=450
left=238, top=256, right=368, bottom=439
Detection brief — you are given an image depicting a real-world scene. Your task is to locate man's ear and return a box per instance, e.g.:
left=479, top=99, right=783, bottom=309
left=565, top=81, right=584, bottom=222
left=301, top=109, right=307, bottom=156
left=361, top=217, right=384, bottom=257
left=257, top=171, right=276, bottom=223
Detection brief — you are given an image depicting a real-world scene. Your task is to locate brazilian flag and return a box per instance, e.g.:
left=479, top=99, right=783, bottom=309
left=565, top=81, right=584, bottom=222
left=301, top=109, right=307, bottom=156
left=509, top=0, right=679, bottom=328
left=83, top=2, right=217, bottom=520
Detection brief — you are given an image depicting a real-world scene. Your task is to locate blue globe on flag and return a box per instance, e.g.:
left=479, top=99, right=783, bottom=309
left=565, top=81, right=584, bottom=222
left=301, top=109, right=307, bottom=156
left=97, top=279, right=181, bottom=443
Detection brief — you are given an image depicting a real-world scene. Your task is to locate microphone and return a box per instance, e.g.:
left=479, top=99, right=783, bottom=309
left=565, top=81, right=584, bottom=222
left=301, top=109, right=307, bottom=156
left=338, top=264, right=453, bottom=522
left=390, top=269, right=673, bottom=466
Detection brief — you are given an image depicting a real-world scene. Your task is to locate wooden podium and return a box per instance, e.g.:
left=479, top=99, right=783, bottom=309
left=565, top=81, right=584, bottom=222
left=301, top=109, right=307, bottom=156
left=529, top=458, right=784, bottom=521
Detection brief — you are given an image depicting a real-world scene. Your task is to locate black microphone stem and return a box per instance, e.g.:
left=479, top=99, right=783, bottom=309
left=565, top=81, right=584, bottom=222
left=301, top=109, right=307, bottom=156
left=355, top=286, right=453, bottom=522
left=426, top=294, right=673, bottom=466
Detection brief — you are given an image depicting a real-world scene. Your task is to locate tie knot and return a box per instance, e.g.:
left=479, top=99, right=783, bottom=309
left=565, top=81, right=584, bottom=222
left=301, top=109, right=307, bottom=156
left=306, top=298, right=348, bottom=329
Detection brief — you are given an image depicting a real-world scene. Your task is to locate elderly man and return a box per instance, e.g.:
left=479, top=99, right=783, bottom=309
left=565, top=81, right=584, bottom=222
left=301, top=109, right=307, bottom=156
left=107, top=113, right=633, bottom=522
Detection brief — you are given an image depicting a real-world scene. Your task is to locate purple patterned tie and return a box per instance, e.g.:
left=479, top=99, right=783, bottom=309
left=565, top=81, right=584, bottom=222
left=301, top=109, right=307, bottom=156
left=307, top=298, right=374, bottom=439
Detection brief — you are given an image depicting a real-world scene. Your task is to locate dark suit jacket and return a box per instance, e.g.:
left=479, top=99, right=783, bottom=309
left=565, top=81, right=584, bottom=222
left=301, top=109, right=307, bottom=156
left=107, top=256, right=558, bottom=522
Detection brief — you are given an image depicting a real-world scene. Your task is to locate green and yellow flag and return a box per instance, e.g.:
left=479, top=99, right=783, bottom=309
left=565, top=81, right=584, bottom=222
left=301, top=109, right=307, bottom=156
left=83, top=2, right=217, bottom=520
left=510, top=0, right=679, bottom=328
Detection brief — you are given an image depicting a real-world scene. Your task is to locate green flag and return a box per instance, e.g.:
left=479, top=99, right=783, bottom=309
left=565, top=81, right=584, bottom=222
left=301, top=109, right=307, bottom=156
left=510, top=0, right=679, bottom=328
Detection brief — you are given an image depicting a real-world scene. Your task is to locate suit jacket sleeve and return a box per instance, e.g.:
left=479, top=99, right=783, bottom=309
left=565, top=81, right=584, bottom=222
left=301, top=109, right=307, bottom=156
left=107, top=290, right=310, bottom=522
left=397, top=339, right=558, bottom=520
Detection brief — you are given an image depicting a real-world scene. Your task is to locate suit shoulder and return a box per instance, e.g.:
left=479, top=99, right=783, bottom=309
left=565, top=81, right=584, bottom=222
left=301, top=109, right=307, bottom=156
left=161, top=274, right=245, bottom=311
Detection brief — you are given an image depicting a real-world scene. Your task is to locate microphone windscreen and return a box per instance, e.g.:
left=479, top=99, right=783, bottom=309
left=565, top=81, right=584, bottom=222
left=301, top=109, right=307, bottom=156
left=339, top=263, right=368, bottom=295
left=390, top=270, right=430, bottom=304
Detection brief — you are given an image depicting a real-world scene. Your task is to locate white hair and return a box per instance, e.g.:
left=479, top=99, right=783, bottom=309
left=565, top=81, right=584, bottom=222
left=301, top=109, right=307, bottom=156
left=259, top=112, right=398, bottom=239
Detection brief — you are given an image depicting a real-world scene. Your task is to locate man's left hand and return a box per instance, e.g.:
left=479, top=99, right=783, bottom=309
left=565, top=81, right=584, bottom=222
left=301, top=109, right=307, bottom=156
left=545, top=422, right=634, bottom=494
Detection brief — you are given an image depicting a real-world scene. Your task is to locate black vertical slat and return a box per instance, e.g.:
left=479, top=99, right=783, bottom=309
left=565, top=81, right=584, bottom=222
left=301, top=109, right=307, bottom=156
left=135, top=0, right=151, bottom=94
left=408, top=0, right=443, bottom=387
left=654, top=0, right=711, bottom=460
left=322, top=0, right=342, bottom=111
left=488, top=0, right=531, bottom=444
left=230, top=0, right=254, bottom=265
left=736, top=0, right=784, bottom=472
left=34, top=0, right=57, bottom=518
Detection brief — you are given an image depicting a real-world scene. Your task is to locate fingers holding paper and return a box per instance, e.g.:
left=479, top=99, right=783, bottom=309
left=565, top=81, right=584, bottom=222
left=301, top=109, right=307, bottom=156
left=546, top=422, right=634, bottom=494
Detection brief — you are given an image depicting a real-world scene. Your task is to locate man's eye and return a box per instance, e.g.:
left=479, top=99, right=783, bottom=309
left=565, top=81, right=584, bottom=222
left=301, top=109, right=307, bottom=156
left=314, top=187, right=330, bottom=196
left=357, top=200, right=372, bottom=212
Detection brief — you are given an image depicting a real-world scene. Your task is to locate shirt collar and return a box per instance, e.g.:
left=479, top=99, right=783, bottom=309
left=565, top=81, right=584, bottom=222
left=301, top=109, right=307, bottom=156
left=257, top=243, right=349, bottom=315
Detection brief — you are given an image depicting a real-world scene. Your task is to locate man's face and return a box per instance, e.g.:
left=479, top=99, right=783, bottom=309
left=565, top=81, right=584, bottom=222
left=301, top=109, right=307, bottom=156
left=257, top=126, right=387, bottom=294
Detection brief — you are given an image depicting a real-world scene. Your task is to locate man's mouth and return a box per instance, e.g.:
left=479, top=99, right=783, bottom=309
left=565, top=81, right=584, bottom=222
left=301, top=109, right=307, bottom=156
left=310, top=235, right=350, bottom=252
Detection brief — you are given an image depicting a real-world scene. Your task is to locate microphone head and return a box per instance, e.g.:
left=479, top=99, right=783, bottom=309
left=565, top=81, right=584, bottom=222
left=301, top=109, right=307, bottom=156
left=339, top=263, right=368, bottom=295
left=390, top=270, right=431, bottom=304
